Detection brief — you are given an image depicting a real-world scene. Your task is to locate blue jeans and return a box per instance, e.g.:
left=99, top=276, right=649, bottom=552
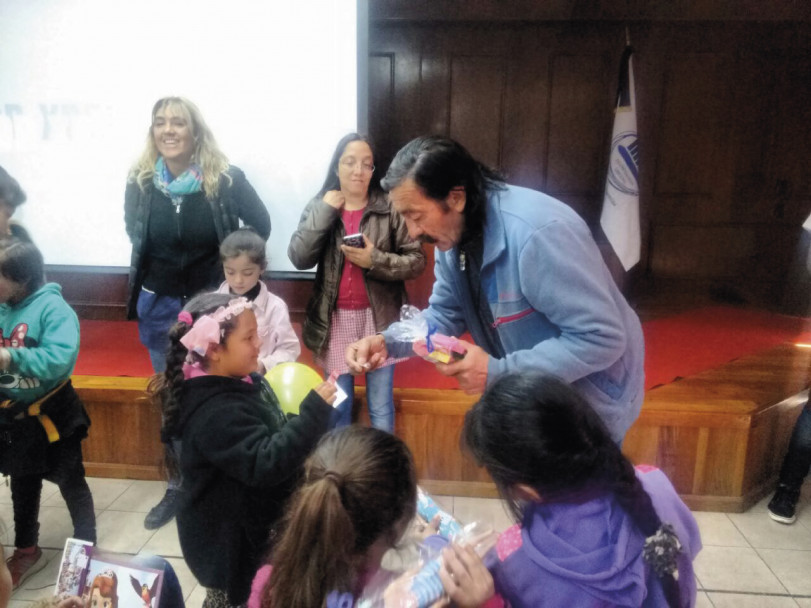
left=332, top=364, right=395, bottom=432
left=136, top=289, right=182, bottom=374
left=778, top=402, right=811, bottom=490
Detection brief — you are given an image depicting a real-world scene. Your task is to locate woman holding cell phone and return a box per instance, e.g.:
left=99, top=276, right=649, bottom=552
left=288, top=133, right=426, bottom=432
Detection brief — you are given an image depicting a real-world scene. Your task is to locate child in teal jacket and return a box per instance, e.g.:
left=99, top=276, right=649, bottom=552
left=0, top=239, right=95, bottom=590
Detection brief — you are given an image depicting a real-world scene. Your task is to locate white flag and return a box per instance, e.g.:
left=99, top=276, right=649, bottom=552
left=600, top=46, right=640, bottom=271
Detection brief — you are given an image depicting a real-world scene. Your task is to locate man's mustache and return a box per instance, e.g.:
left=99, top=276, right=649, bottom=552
left=418, top=234, right=437, bottom=244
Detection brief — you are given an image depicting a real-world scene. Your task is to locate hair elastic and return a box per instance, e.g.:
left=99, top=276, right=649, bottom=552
left=642, top=522, right=682, bottom=579
left=323, top=471, right=345, bottom=489
left=177, top=311, right=193, bottom=325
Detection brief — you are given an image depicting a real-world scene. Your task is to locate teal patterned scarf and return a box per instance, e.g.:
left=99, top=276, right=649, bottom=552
left=153, top=157, right=203, bottom=209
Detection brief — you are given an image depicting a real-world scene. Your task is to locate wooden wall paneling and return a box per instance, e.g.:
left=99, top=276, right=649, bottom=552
left=369, top=52, right=396, bottom=165
left=545, top=50, right=613, bottom=223
left=448, top=53, right=506, bottom=169
left=368, top=25, right=427, bottom=167
left=499, top=25, right=551, bottom=192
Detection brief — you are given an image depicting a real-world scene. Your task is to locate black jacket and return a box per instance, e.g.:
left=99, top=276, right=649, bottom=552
left=175, top=374, right=332, bottom=605
left=0, top=380, right=90, bottom=477
left=124, top=166, right=270, bottom=319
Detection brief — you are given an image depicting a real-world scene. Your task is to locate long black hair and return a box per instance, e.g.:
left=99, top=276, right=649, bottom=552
left=148, top=292, right=241, bottom=477
left=463, top=373, right=682, bottom=607
left=317, top=133, right=381, bottom=197
left=380, top=136, right=505, bottom=239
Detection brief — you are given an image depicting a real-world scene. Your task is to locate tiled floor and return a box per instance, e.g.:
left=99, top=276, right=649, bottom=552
left=3, top=477, right=811, bottom=607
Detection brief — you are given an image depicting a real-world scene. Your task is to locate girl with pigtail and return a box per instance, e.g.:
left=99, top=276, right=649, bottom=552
left=252, top=426, right=494, bottom=608
left=463, top=373, right=702, bottom=608
left=148, top=292, right=336, bottom=608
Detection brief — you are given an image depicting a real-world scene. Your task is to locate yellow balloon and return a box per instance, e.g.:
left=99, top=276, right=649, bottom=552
left=264, top=362, right=323, bottom=415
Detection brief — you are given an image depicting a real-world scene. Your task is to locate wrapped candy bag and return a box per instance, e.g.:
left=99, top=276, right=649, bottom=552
left=416, top=487, right=462, bottom=540
left=357, top=489, right=497, bottom=608
left=387, top=305, right=466, bottom=364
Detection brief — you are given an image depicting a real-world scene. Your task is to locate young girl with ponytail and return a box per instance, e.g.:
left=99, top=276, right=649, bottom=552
left=253, top=426, right=494, bottom=608
left=463, top=373, right=702, bottom=608
left=150, top=292, right=336, bottom=608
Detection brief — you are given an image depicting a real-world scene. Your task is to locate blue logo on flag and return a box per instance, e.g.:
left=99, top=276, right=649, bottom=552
left=608, top=131, right=639, bottom=196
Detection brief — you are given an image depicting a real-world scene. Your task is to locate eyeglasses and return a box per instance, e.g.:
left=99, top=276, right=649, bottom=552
left=339, top=158, right=375, bottom=173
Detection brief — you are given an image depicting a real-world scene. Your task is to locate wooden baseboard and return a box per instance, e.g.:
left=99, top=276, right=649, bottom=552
left=85, top=462, right=163, bottom=481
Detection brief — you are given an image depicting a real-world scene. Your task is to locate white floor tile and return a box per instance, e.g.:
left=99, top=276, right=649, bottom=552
left=0, top=502, right=15, bottom=545
left=452, top=497, right=513, bottom=534
left=757, top=548, right=811, bottom=596
left=85, top=478, right=134, bottom=510
left=695, top=590, right=713, bottom=607
left=0, top=481, right=11, bottom=505
left=430, top=494, right=454, bottom=515
left=186, top=583, right=207, bottom=606
left=795, top=598, right=811, bottom=607
left=8, top=600, right=34, bottom=608
left=693, top=511, right=749, bottom=547
left=693, top=546, right=787, bottom=594
left=40, top=481, right=61, bottom=503
left=140, top=520, right=182, bottom=558
left=707, top=592, right=801, bottom=607
left=108, top=480, right=168, bottom=513
left=95, top=510, right=155, bottom=554
left=10, top=548, right=60, bottom=601
left=165, top=556, right=199, bottom=602
left=728, top=505, right=811, bottom=551
left=37, top=506, right=78, bottom=551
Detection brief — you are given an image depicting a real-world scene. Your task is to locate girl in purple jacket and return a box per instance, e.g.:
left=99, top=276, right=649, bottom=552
left=463, top=373, right=702, bottom=608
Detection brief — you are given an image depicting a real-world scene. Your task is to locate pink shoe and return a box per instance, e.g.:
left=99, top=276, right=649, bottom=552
left=7, top=546, right=46, bottom=590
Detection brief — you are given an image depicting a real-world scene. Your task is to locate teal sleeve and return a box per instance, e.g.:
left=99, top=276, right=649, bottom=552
left=8, top=303, right=79, bottom=383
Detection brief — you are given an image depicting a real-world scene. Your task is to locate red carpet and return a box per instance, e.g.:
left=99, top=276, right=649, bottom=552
left=75, top=307, right=811, bottom=390
left=642, top=307, right=811, bottom=389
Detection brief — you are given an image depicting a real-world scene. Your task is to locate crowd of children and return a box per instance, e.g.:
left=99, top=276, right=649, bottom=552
left=0, top=155, right=712, bottom=608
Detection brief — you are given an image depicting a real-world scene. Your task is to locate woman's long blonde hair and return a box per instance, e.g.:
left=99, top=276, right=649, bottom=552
left=128, top=96, right=230, bottom=199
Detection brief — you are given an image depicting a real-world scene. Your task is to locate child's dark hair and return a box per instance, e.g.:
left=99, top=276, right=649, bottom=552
left=0, top=166, right=26, bottom=209
left=220, top=226, right=267, bottom=268
left=147, top=292, right=243, bottom=477
left=0, top=238, right=44, bottom=296
left=264, top=426, right=417, bottom=608
left=462, top=373, right=682, bottom=608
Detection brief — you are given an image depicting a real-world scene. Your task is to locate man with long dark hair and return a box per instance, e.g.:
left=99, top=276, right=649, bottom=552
left=346, top=136, right=644, bottom=442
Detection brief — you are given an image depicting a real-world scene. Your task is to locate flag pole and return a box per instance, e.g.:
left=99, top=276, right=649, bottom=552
left=626, top=25, right=631, bottom=46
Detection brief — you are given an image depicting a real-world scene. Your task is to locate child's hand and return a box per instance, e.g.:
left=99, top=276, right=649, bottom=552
left=314, top=381, right=337, bottom=405
left=412, top=514, right=441, bottom=541
left=55, top=594, right=85, bottom=608
left=438, top=544, right=494, bottom=607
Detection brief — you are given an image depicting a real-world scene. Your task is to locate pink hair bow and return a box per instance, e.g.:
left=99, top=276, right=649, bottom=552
left=180, top=315, right=222, bottom=357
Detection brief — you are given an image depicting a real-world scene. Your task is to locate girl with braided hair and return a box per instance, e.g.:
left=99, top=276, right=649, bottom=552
left=463, top=373, right=702, bottom=608
left=148, top=292, right=335, bottom=608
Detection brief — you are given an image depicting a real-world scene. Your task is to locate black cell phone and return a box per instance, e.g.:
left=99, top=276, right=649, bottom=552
left=343, top=233, right=364, bottom=248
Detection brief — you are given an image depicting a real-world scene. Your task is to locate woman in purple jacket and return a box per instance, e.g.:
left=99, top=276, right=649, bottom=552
left=463, top=373, right=702, bottom=608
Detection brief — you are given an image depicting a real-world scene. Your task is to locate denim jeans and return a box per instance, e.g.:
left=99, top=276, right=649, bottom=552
left=332, top=364, right=395, bottom=432
left=136, top=289, right=182, bottom=374
left=777, top=402, right=811, bottom=490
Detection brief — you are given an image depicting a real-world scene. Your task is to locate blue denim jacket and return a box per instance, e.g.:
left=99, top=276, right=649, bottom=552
left=387, top=185, right=645, bottom=442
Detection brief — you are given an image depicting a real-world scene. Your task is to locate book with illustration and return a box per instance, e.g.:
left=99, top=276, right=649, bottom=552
left=55, top=538, right=163, bottom=608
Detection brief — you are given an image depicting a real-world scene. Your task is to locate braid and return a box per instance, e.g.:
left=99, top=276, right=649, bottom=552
left=464, top=373, right=686, bottom=608
left=602, top=447, right=682, bottom=608
left=144, top=292, right=240, bottom=478
left=145, top=320, right=191, bottom=479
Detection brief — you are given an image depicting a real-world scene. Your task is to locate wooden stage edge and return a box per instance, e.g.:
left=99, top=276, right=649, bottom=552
left=74, top=342, right=811, bottom=513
